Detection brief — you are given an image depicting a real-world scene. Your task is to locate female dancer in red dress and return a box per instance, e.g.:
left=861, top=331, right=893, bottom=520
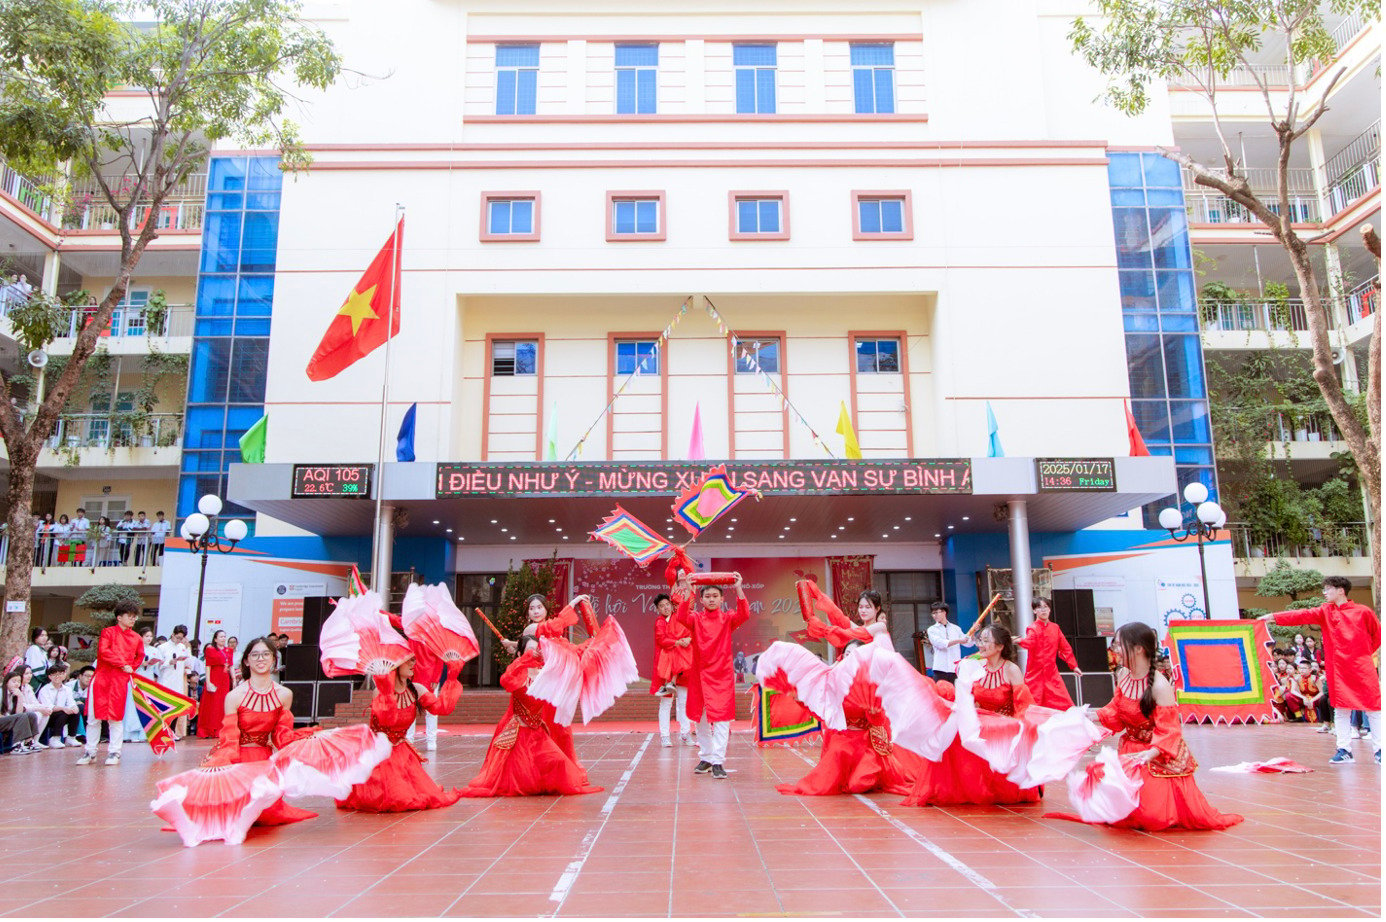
left=202, top=637, right=317, bottom=826
left=337, top=656, right=463, bottom=812
left=902, top=625, right=1041, bottom=806
left=196, top=630, right=232, bottom=738
left=1048, top=622, right=1243, bottom=831
left=772, top=585, right=923, bottom=796
left=461, top=596, right=601, bottom=797
left=1015, top=597, right=1082, bottom=708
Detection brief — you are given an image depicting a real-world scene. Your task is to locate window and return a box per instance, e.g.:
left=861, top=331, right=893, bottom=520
left=615, top=44, right=658, bottom=114
left=495, top=45, right=539, bottom=115
left=607, top=192, right=666, bottom=241
left=734, top=44, right=777, bottom=114
left=856, top=338, right=900, bottom=373
left=852, top=192, right=912, bottom=240
left=615, top=340, right=659, bottom=375
left=480, top=193, right=540, bottom=241
left=851, top=43, right=895, bottom=114
left=729, top=193, right=788, bottom=240
left=492, top=340, right=538, bottom=376
left=735, top=339, right=780, bottom=374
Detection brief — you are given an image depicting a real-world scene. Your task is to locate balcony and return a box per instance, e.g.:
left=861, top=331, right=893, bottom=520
left=0, top=160, right=57, bottom=221
left=1184, top=168, right=1320, bottom=224
left=1345, top=276, right=1378, bottom=325
left=0, top=528, right=164, bottom=590
left=1325, top=120, right=1381, bottom=215
left=45, top=303, right=195, bottom=354
left=1227, top=520, right=1373, bottom=583
left=1201, top=298, right=1309, bottom=333
left=0, top=157, right=207, bottom=234
left=44, top=412, right=184, bottom=452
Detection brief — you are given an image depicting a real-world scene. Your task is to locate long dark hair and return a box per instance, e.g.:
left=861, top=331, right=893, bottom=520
left=1116, top=622, right=1159, bottom=718
left=238, top=636, right=279, bottom=683
left=981, top=624, right=1017, bottom=662
left=1, top=669, right=25, bottom=715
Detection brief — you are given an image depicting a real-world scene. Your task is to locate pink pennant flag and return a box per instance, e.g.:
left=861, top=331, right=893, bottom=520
left=688, top=402, right=705, bottom=460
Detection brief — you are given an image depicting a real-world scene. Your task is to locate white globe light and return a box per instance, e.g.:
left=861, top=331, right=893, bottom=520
left=1158, top=507, right=1184, bottom=531
left=224, top=519, right=248, bottom=542
left=1182, top=482, right=1209, bottom=505
left=185, top=512, right=210, bottom=538
left=179, top=523, right=193, bottom=542
left=1197, top=501, right=1222, bottom=525
left=198, top=494, right=223, bottom=517
left=1214, top=509, right=1228, bottom=529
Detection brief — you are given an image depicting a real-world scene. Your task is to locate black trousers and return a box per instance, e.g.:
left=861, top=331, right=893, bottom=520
left=39, top=712, right=79, bottom=744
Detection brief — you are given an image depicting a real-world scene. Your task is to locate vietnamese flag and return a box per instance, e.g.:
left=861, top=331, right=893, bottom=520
left=1125, top=399, right=1151, bottom=456
left=306, top=219, right=403, bottom=381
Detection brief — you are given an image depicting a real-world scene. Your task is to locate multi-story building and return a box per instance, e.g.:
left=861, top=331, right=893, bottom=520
left=1, top=1, right=1373, bottom=680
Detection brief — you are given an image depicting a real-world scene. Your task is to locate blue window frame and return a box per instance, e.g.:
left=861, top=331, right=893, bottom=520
left=616, top=340, right=659, bottom=376
left=856, top=338, right=900, bottom=373
left=612, top=198, right=659, bottom=235
left=857, top=197, right=905, bottom=234
left=851, top=43, right=895, bottom=114
left=735, top=198, right=782, bottom=235
left=734, top=44, right=777, bottom=114
left=615, top=44, right=658, bottom=114
left=496, top=44, right=539, bottom=115
left=487, top=199, right=535, bottom=236
left=492, top=340, right=537, bottom=376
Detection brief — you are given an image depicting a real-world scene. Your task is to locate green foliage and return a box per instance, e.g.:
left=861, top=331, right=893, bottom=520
left=492, top=556, right=557, bottom=671
left=75, top=583, right=141, bottom=624
left=5, top=288, right=90, bottom=352
left=1255, top=560, right=1324, bottom=600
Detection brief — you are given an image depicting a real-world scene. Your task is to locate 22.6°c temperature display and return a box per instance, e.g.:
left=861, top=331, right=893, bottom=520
left=291, top=464, right=373, bottom=498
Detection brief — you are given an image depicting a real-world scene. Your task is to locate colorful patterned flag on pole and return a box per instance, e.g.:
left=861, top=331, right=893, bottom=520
left=670, top=464, right=758, bottom=538
left=130, top=674, right=198, bottom=756
left=589, top=505, right=673, bottom=566
left=348, top=565, right=368, bottom=596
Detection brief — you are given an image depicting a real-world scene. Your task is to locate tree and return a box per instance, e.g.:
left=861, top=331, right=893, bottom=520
left=0, top=0, right=340, bottom=663
left=1256, top=559, right=1325, bottom=600
left=492, top=557, right=558, bottom=673
left=1070, top=0, right=1380, bottom=597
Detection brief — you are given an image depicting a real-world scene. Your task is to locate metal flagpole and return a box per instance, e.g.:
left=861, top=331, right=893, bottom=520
left=369, top=205, right=404, bottom=595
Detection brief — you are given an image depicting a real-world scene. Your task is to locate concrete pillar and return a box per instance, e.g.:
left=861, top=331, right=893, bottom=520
left=1008, top=500, right=1033, bottom=661
left=40, top=250, right=60, bottom=296
left=371, top=502, right=395, bottom=597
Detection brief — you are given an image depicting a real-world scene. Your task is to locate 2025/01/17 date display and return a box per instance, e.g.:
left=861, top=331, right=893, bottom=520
left=292, top=464, right=373, bottom=498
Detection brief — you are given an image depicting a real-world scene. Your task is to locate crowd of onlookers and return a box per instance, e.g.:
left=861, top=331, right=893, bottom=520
left=31, top=508, right=171, bottom=568
left=1, top=626, right=295, bottom=754
left=1270, top=631, right=1373, bottom=738
left=0, top=272, right=32, bottom=315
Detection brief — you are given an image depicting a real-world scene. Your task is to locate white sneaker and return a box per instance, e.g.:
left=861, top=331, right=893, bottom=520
left=1316, top=724, right=1334, bottom=733
left=76, top=753, right=96, bottom=765
left=425, top=737, right=437, bottom=752
left=104, top=753, right=121, bottom=766
left=64, top=738, right=82, bottom=748
left=14, top=741, right=36, bottom=754
left=1360, top=729, right=1372, bottom=739
left=661, top=736, right=672, bottom=748
left=47, top=740, right=64, bottom=750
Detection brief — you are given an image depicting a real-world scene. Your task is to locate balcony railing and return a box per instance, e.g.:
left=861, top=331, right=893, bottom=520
left=1327, top=158, right=1380, bottom=215
left=62, top=197, right=205, bottom=233
left=1328, top=11, right=1371, bottom=54
left=54, top=303, right=195, bottom=339
left=0, top=527, right=166, bottom=572
left=44, top=413, right=184, bottom=451
left=1201, top=298, right=1309, bottom=333
left=1170, top=63, right=1304, bottom=88
left=1228, top=521, right=1369, bottom=560
left=0, top=160, right=57, bottom=220
left=1345, top=277, right=1379, bottom=324
left=1273, top=411, right=1342, bottom=443
left=1183, top=168, right=1321, bottom=224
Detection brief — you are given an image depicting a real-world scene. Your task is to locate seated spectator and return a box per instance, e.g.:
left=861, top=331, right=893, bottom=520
left=24, top=628, right=49, bottom=691
left=1, top=669, right=41, bottom=754
left=66, top=665, right=95, bottom=742
left=37, top=664, right=81, bottom=748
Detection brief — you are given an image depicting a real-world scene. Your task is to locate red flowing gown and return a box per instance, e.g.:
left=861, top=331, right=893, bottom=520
left=461, top=649, right=602, bottom=798
left=197, top=645, right=232, bottom=738
left=902, top=671, right=1041, bottom=807
left=650, top=614, right=693, bottom=694
left=1016, top=619, right=1080, bottom=709
left=778, top=667, right=923, bottom=796
left=203, top=686, right=317, bottom=826
left=88, top=625, right=144, bottom=720
left=1048, top=673, right=1243, bottom=831
left=337, top=675, right=464, bottom=812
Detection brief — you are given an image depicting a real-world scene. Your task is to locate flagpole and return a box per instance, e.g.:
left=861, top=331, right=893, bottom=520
left=370, top=205, right=403, bottom=595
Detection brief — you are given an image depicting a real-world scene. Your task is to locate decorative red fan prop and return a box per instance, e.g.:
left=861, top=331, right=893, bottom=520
left=401, top=583, right=480, bottom=666
left=150, top=762, right=283, bottom=847
left=1065, top=747, right=1144, bottom=824
left=269, top=724, right=393, bottom=799
left=318, top=592, right=413, bottom=677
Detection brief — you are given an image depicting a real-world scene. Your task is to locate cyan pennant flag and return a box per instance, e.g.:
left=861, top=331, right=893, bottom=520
left=985, top=402, right=1005, bottom=458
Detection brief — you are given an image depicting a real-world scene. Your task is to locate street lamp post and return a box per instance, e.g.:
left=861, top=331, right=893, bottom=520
left=180, top=494, right=249, bottom=644
left=1158, top=482, right=1226, bottom=619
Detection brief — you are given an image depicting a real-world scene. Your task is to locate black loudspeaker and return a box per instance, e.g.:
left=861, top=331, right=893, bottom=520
left=1050, top=591, right=1080, bottom=636
left=317, top=681, right=356, bottom=722
left=284, top=644, right=324, bottom=682
left=299, top=596, right=333, bottom=646
left=1051, top=590, right=1096, bottom=636
left=284, top=682, right=316, bottom=720
left=1072, top=636, right=1111, bottom=672
left=1080, top=672, right=1116, bottom=708
left=1061, top=672, right=1080, bottom=702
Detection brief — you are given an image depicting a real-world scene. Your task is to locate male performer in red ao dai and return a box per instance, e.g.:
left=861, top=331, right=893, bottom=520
left=674, top=572, right=750, bottom=780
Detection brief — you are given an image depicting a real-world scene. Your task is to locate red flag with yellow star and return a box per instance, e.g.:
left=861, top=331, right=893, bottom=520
left=306, top=219, right=403, bottom=381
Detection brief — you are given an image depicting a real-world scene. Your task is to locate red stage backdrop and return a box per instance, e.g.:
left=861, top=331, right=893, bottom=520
left=574, top=557, right=673, bottom=677
left=525, top=557, right=574, bottom=616
left=712, top=557, right=827, bottom=662
left=828, top=555, right=876, bottom=615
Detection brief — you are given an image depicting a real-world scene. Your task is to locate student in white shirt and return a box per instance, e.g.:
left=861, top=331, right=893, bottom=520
left=70, top=508, right=92, bottom=566
left=132, top=511, right=152, bottom=566
left=37, top=664, right=82, bottom=747
left=926, top=601, right=968, bottom=684
left=148, top=510, right=171, bottom=566
left=156, top=625, right=191, bottom=738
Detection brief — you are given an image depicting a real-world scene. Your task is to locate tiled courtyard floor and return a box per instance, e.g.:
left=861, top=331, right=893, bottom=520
left=0, top=720, right=1379, bottom=918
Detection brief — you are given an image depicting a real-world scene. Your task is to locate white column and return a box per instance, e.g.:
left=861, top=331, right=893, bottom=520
left=372, top=502, right=395, bottom=596
left=1008, top=500, right=1033, bottom=660
left=41, top=250, right=61, bottom=296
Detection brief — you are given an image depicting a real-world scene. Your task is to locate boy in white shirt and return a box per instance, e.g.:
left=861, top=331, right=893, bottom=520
left=156, top=625, right=191, bottom=738
left=70, top=509, right=92, bottom=566
left=148, top=510, right=171, bottom=566
left=37, top=664, right=82, bottom=747
left=133, top=511, right=152, bottom=565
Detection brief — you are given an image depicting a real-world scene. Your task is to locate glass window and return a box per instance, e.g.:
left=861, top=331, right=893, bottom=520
left=1125, top=335, right=1166, bottom=399
left=850, top=43, right=895, bottom=114
left=239, top=212, right=279, bottom=273
left=615, top=44, right=658, bottom=114
left=735, top=339, right=780, bottom=374
left=188, top=339, right=232, bottom=404
left=1168, top=400, right=1211, bottom=443
left=1141, top=153, right=1182, bottom=188
left=236, top=276, right=274, bottom=316
left=208, top=157, right=248, bottom=193
left=487, top=199, right=535, bottom=235
left=1155, top=270, right=1195, bottom=313
left=856, top=338, right=900, bottom=373
left=735, top=198, right=782, bottom=235
left=734, top=43, right=777, bottom=114
left=492, top=340, right=537, bottom=376
left=495, top=44, right=539, bottom=115
left=1112, top=207, right=1152, bottom=269
left=1162, top=334, right=1206, bottom=398
left=228, top=339, right=269, bottom=403
left=857, top=197, right=905, bottom=235
left=1147, top=207, right=1192, bottom=268
left=1106, top=153, right=1144, bottom=189
left=200, top=212, right=242, bottom=273
left=1119, top=270, right=1157, bottom=312
left=616, top=340, right=659, bottom=375
left=1131, top=399, right=1171, bottom=442
left=612, top=198, right=659, bottom=235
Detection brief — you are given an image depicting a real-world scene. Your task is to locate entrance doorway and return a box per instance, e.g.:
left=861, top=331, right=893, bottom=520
left=874, top=569, right=944, bottom=670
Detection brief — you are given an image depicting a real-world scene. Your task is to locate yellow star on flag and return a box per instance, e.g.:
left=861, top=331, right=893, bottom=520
left=337, top=284, right=379, bottom=335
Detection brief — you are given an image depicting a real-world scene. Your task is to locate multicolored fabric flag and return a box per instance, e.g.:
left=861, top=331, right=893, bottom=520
left=588, top=505, right=673, bottom=566
left=348, top=565, right=368, bottom=597
left=306, top=218, right=404, bottom=381
left=671, top=464, right=758, bottom=538
left=130, top=674, right=198, bottom=757
left=1166, top=619, right=1278, bottom=725
left=750, top=684, right=822, bottom=748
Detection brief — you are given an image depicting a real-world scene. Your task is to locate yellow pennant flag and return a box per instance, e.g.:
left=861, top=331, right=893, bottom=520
left=836, top=401, right=862, bottom=459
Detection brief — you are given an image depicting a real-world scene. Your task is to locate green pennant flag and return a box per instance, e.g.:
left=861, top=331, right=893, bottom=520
left=239, top=414, right=267, bottom=464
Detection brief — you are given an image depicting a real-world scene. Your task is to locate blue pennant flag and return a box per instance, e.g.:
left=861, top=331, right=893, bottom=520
left=396, top=403, right=417, bottom=462
left=985, top=402, right=1005, bottom=458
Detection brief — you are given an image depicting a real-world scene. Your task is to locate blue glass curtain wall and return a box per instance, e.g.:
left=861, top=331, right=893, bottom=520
left=1108, top=152, right=1217, bottom=526
left=179, top=156, right=282, bottom=524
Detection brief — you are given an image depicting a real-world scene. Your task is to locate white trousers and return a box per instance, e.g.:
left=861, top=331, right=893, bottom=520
left=1335, top=706, right=1381, bottom=751
left=84, top=720, right=124, bottom=756
left=697, top=715, right=730, bottom=765
left=658, top=687, right=691, bottom=739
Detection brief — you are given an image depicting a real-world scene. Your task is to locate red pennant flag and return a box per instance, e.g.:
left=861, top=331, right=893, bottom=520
left=1125, top=400, right=1151, bottom=456
left=306, top=219, right=403, bottom=381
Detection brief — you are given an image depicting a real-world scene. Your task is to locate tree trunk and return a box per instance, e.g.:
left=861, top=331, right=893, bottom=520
left=0, top=444, right=40, bottom=663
